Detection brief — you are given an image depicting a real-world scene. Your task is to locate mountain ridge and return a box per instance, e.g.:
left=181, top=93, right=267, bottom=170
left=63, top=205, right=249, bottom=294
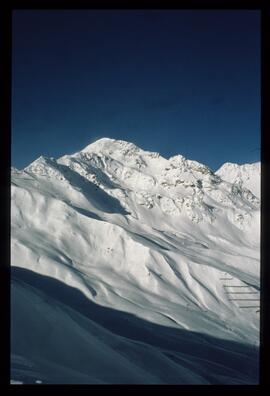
left=11, top=138, right=260, bottom=384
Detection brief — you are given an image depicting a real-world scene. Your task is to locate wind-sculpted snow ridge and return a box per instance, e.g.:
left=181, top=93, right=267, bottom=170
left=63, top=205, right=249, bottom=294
left=11, top=138, right=260, bottom=384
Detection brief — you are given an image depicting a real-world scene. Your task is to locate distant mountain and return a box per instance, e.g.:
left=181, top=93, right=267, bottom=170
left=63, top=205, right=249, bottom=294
left=216, top=162, right=260, bottom=198
left=11, top=138, right=260, bottom=384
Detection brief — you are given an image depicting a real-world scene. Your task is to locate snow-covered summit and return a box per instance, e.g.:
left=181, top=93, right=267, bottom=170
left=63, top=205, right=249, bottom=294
left=54, top=138, right=260, bottom=224
left=11, top=137, right=260, bottom=384
left=216, top=161, right=260, bottom=198
left=81, top=137, right=142, bottom=157
left=82, top=137, right=118, bottom=152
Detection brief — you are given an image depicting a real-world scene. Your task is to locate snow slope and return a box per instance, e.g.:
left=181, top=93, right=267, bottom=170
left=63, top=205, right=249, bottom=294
left=11, top=138, right=260, bottom=384
left=216, top=162, right=260, bottom=198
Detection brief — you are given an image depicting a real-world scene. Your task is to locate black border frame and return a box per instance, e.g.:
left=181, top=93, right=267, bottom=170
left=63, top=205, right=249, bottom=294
left=1, top=2, right=268, bottom=392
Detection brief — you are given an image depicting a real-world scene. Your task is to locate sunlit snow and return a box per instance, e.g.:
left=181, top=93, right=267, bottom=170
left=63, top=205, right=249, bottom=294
left=11, top=138, right=260, bottom=384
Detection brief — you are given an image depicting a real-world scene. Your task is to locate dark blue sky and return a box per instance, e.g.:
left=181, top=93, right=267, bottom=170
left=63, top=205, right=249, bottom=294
left=12, top=10, right=260, bottom=171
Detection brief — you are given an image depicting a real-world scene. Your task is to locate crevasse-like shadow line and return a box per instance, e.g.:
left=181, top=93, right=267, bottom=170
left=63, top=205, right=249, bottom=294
left=53, top=162, right=130, bottom=216
left=11, top=267, right=259, bottom=384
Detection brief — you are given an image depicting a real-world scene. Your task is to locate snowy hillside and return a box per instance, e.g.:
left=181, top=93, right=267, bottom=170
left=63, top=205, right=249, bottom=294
left=11, top=138, right=260, bottom=384
left=216, top=162, right=260, bottom=198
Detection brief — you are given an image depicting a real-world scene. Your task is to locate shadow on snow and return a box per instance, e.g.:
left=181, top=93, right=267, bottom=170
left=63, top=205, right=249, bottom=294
left=11, top=267, right=259, bottom=384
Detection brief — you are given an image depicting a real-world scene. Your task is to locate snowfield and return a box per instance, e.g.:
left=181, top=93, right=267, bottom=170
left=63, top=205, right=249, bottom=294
left=11, top=138, right=260, bottom=384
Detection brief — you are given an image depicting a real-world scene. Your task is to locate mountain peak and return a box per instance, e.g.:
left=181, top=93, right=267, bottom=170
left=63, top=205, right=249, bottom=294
left=11, top=136, right=260, bottom=384
left=81, top=137, right=141, bottom=154
left=80, top=137, right=114, bottom=152
left=216, top=161, right=260, bottom=197
left=216, top=161, right=260, bottom=172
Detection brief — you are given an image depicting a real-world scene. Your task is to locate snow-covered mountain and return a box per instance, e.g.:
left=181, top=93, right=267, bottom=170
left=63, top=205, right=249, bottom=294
left=11, top=138, right=260, bottom=384
left=216, top=161, right=260, bottom=199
